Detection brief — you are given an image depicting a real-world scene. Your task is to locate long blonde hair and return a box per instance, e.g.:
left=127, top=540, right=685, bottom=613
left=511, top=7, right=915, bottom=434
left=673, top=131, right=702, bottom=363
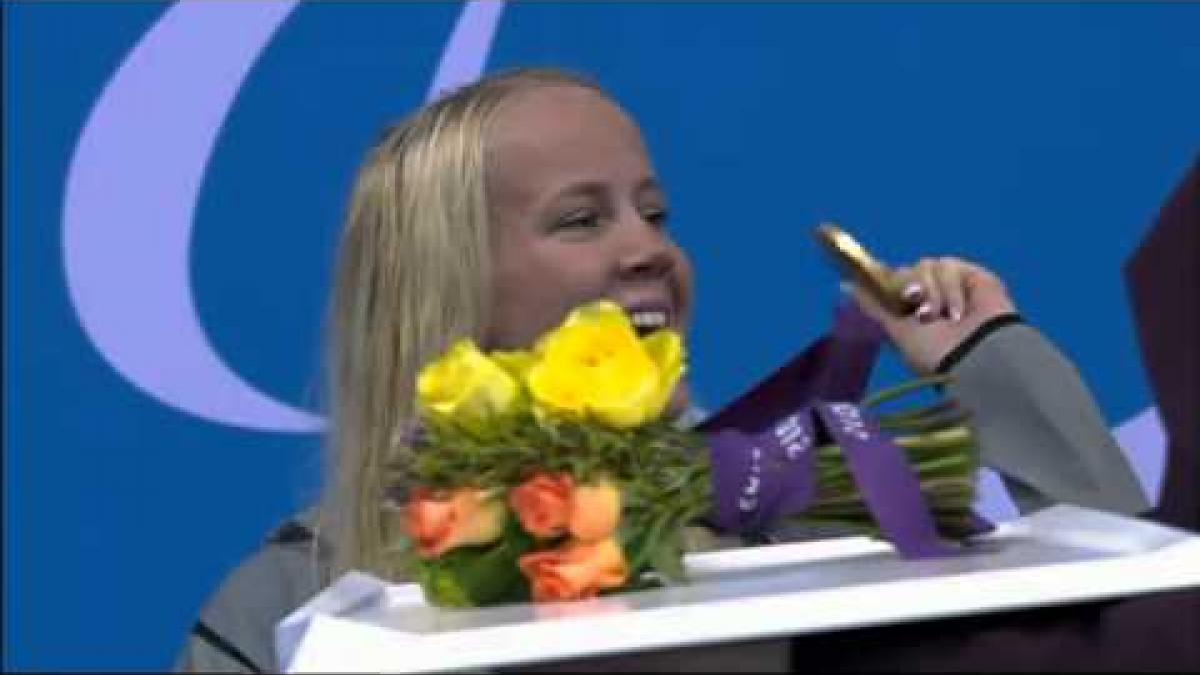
left=320, top=68, right=601, bottom=580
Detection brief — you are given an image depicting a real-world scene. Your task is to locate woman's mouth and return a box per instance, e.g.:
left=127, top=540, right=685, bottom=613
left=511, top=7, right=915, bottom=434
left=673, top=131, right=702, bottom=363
left=627, top=307, right=671, bottom=337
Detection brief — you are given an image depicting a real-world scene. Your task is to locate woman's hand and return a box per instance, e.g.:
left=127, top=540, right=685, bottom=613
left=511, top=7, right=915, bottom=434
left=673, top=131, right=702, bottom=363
left=846, top=257, right=1018, bottom=375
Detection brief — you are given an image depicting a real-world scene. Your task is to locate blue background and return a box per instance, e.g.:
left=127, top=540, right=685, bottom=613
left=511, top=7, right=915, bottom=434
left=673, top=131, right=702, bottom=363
left=5, top=2, right=1199, bottom=670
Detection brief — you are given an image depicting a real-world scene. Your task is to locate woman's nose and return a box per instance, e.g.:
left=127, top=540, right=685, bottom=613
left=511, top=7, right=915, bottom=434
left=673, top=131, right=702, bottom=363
left=615, top=214, right=674, bottom=281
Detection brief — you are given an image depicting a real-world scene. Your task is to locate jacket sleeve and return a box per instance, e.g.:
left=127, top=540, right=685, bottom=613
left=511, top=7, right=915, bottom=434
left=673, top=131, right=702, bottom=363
left=943, top=320, right=1150, bottom=516
left=174, top=529, right=325, bottom=673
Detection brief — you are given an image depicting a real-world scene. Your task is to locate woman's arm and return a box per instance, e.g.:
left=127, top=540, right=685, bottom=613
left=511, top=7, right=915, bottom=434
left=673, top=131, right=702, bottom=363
left=847, top=256, right=1149, bottom=516
left=942, top=319, right=1149, bottom=515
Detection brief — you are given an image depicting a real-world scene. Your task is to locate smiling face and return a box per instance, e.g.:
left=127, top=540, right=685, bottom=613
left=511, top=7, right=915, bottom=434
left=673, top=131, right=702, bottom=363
left=483, top=85, right=695, bottom=410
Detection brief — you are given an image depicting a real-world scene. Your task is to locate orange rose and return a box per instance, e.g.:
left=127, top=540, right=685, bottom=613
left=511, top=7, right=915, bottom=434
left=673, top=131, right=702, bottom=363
left=518, top=537, right=629, bottom=602
left=509, top=473, right=574, bottom=539
left=406, top=488, right=506, bottom=559
left=568, top=479, right=622, bottom=543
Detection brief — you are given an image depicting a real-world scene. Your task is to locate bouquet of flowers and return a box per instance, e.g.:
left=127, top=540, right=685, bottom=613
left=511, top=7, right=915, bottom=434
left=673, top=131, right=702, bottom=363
left=386, top=301, right=983, bottom=608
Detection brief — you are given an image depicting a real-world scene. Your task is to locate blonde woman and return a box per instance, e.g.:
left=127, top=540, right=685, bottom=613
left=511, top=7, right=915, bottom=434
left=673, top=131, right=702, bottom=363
left=175, top=68, right=1146, bottom=673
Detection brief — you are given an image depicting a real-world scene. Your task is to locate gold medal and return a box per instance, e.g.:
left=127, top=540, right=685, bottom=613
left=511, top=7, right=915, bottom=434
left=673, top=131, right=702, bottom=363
left=815, top=223, right=918, bottom=316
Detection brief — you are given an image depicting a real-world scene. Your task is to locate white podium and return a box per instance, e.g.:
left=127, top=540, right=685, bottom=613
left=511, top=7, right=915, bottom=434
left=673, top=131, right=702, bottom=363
left=278, top=505, right=1200, bottom=673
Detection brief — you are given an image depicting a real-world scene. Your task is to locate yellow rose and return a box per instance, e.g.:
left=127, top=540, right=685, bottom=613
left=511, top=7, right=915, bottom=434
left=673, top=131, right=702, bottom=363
left=526, top=301, right=685, bottom=429
left=417, top=339, right=524, bottom=435
left=640, top=329, right=684, bottom=422
left=490, top=349, right=537, bottom=381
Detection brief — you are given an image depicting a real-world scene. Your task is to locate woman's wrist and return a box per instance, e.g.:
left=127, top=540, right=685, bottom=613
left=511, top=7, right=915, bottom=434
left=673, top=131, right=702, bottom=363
left=935, top=313, right=1026, bottom=375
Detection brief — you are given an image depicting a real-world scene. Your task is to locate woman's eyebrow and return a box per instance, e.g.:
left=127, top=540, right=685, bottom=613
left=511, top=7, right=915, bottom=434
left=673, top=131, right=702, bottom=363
left=549, top=180, right=608, bottom=204
left=545, top=176, right=663, bottom=209
left=636, top=176, right=665, bottom=199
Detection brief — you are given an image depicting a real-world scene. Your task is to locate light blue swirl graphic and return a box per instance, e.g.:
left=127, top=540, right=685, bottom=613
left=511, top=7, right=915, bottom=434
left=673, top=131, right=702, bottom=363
left=62, top=1, right=506, bottom=432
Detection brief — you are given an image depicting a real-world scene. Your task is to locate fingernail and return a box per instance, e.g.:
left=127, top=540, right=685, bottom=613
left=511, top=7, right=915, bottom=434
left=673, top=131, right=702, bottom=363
left=917, top=303, right=933, bottom=323
left=903, top=283, right=924, bottom=301
left=951, top=307, right=963, bottom=322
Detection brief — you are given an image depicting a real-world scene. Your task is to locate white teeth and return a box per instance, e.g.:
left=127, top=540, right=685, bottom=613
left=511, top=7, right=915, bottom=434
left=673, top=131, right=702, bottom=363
left=630, top=311, right=667, bottom=330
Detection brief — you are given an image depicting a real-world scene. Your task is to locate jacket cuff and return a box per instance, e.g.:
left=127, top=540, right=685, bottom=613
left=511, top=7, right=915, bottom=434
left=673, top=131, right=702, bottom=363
left=936, top=313, right=1026, bottom=375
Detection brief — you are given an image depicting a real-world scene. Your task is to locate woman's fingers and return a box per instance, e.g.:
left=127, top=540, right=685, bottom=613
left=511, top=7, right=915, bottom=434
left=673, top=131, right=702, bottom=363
left=853, top=256, right=1006, bottom=327
left=899, top=274, right=926, bottom=307
left=933, top=257, right=968, bottom=322
left=849, top=255, right=1018, bottom=375
left=910, top=260, right=942, bottom=323
left=894, top=257, right=973, bottom=323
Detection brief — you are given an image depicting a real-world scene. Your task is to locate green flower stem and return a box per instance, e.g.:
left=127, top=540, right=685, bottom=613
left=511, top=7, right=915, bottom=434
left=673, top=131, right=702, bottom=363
left=874, top=399, right=959, bottom=424
left=862, top=374, right=955, bottom=409
left=878, top=410, right=973, bottom=434
left=893, top=426, right=974, bottom=450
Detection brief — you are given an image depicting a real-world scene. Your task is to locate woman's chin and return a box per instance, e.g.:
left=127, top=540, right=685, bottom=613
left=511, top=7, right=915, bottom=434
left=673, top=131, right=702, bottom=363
left=667, top=381, right=692, bottom=418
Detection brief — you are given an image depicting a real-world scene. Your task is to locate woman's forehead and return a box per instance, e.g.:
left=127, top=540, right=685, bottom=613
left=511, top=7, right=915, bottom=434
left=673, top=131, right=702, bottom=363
left=488, top=86, right=642, bottom=157
left=485, top=86, right=653, bottom=200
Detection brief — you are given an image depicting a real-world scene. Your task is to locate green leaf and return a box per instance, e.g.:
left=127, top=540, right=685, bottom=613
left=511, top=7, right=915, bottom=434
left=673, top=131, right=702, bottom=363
left=419, top=567, right=474, bottom=608
left=648, top=532, right=687, bottom=584
left=415, top=514, right=536, bottom=607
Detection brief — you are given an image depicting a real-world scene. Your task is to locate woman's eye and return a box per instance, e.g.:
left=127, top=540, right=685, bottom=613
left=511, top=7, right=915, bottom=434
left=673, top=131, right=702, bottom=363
left=644, top=209, right=670, bottom=229
left=555, top=211, right=601, bottom=231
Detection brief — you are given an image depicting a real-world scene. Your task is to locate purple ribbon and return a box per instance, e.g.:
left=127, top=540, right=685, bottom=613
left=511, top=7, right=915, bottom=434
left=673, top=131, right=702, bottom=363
left=701, top=303, right=968, bottom=558
left=706, top=410, right=819, bottom=535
